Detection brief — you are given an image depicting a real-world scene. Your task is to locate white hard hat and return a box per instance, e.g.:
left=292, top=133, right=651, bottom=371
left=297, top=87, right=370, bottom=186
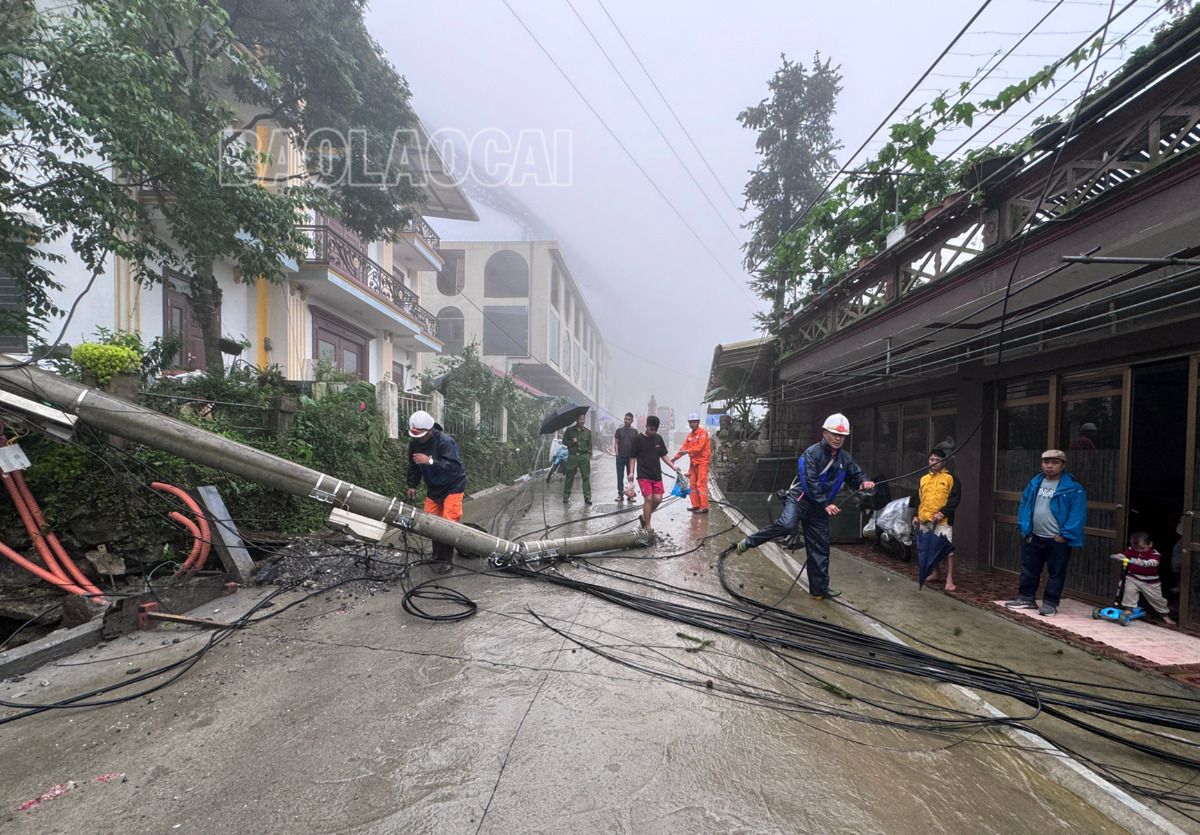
left=1081, top=422, right=1098, bottom=432
left=687, top=412, right=700, bottom=421
left=408, top=410, right=435, bottom=437
left=822, top=413, right=851, bottom=435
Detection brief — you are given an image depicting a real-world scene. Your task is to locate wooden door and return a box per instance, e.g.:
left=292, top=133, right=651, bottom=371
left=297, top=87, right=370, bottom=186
left=163, top=273, right=212, bottom=371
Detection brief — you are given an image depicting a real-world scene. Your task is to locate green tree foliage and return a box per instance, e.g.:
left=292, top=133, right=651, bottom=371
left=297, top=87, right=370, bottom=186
left=767, top=29, right=1137, bottom=321
left=0, top=0, right=422, bottom=373
left=420, top=345, right=549, bottom=488
left=221, top=0, right=423, bottom=242
left=739, top=54, right=842, bottom=328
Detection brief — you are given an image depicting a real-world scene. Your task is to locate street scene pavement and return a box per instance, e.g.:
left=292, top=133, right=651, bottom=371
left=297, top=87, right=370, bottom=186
left=2, top=458, right=1196, bottom=834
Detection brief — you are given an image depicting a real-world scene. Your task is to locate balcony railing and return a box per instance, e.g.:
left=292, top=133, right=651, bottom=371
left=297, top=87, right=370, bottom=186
left=404, top=215, right=441, bottom=250
left=297, top=225, right=438, bottom=336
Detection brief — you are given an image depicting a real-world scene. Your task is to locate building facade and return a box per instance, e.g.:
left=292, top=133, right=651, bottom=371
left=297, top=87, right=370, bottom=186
left=3, top=121, right=475, bottom=395
left=710, top=25, right=1200, bottom=630
left=419, top=241, right=611, bottom=411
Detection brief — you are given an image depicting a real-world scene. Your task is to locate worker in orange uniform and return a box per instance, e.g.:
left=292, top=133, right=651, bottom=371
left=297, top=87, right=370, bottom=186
left=671, top=412, right=711, bottom=514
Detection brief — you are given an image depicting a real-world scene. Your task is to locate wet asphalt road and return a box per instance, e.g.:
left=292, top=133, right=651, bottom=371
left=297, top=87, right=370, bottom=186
left=0, top=460, right=1144, bottom=833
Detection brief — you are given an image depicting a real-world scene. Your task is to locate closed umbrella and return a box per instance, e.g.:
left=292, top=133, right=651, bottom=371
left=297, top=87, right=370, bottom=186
left=916, top=527, right=955, bottom=589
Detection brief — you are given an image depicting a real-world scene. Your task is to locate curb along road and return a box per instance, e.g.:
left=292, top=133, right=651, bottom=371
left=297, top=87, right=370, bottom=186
left=707, top=479, right=1184, bottom=835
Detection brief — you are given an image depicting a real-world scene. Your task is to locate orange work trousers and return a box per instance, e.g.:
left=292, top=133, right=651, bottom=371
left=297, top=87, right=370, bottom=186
left=424, top=493, right=464, bottom=523
left=689, top=462, right=709, bottom=509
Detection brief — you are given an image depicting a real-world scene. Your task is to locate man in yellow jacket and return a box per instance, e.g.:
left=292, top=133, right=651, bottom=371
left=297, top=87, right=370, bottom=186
left=911, top=447, right=961, bottom=590
left=671, top=412, right=711, bottom=514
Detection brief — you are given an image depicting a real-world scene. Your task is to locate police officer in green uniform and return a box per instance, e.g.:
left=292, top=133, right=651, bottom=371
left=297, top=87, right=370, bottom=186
left=562, top=410, right=593, bottom=505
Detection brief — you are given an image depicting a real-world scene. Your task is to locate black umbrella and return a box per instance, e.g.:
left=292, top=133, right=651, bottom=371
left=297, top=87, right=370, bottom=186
left=539, top=403, right=588, bottom=435
left=916, top=527, right=955, bottom=588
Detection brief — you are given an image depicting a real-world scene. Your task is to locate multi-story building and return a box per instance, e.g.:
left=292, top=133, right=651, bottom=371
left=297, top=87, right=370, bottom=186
left=6, top=121, right=475, bottom=394
left=709, top=25, right=1200, bottom=630
left=419, top=241, right=611, bottom=411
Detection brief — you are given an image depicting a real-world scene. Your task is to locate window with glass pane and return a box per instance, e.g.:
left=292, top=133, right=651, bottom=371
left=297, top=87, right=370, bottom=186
left=900, top=416, right=928, bottom=491
left=996, top=402, right=1049, bottom=492
left=1059, top=374, right=1121, bottom=503
left=930, top=412, right=957, bottom=455
left=550, top=314, right=560, bottom=365
left=482, top=305, right=528, bottom=356
left=876, top=406, right=900, bottom=481
left=436, top=306, right=465, bottom=354
left=851, top=409, right=875, bottom=477
left=0, top=270, right=28, bottom=352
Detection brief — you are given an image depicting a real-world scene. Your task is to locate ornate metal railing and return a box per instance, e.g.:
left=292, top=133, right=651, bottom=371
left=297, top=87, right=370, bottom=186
left=404, top=215, right=441, bottom=250
left=297, top=225, right=438, bottom=336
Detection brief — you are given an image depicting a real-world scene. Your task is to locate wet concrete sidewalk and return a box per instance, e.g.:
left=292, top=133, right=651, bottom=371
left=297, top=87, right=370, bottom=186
left=837, top=539, right=1200, bottom=688
left=0, top=460, right=1193, bottom=834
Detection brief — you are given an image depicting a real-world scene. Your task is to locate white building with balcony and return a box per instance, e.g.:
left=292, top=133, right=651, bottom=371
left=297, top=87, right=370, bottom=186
left=8, top=121, right=475, bottom=393
left=419, top=241, right=610, bottom=411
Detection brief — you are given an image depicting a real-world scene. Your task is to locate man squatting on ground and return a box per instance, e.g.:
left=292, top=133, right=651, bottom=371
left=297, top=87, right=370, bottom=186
left=671, top=411, right=711, bottom=514
left=405, top=410, right=467, bottom=575
left=912, top=446, right=961, bottom=591
left=629, top=415, right=680, bottom=531
left=562, top=411, right=593, bottom=505
left=735, top=414, right=875, bottom=599
left=613, top=412, right=639, bottom=503
left=1006, top=449, right=1087, bottom=617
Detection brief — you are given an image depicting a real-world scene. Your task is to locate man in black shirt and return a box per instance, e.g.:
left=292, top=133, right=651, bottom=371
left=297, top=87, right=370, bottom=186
left=613, top=411, right=639, bottom=502
left=629, top=415, right=680, bottom=531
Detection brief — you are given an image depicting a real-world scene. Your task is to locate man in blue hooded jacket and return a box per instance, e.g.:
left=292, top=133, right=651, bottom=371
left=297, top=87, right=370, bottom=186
left=734, top=413, right=874, bottom=599
left=1006, top=449, right=1087, bottom=616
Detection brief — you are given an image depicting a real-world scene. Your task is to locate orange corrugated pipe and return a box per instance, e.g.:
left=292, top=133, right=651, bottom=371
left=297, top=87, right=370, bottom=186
left=0, top=540, right=91, bottom=597
left=1, top=472, right=70, bottom=584
left=9, top=470, right=105, bottom=602
left=151, top=482, right=212, bottom=572
left=168, top=511, right=203, bottom=572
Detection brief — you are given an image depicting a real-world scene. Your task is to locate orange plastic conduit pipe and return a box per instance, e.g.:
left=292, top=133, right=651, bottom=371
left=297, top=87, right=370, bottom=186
left=2, top=472, right=71, bottom=584
left=0, top=540, right=91, bottom=597
left=10, top=470, right=105, bottom=602
left=168, top=511, right=203, bottom=573
left=150, top=482, right=212, bottom=572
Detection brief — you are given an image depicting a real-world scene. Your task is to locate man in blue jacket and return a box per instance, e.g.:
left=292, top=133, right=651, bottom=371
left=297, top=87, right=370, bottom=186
left=734, top=413, right=875, bottom=599
left=1006, top=449, right=1087, bottom=616
left=406, top=410, right=467, bottom=574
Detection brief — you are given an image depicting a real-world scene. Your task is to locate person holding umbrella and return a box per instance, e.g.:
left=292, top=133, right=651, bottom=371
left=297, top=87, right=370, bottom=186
left=912, top=447, right=961, bottom=591
left=562, top=410, right=593, bottom=505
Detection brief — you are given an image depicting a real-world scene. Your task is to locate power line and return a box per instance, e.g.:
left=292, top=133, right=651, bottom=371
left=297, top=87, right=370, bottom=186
left=715, top=0, right=1001, bottom=414
left=498, top=0, right=749, bottom=294
left=745, top=0, right=997, bottom=277
left=563, top=0, right=743, bottom=243
left=593, top=0, right=746, bottom=217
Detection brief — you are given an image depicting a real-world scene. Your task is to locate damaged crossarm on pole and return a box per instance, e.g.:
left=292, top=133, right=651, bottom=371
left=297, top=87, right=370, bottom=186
left=0, top=358, right=651, bottom=563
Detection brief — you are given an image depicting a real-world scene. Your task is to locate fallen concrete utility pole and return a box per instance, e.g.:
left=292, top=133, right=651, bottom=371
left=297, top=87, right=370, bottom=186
left=0, top=359, right=649, bottom=561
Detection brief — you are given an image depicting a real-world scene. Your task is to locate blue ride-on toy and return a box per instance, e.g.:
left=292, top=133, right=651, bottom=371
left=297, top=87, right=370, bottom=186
left=1090, top=554, right=1146, bottom=626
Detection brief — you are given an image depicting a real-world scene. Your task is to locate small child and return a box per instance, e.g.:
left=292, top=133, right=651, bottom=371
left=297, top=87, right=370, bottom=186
left=1116, top=532, right=1176, bottom=626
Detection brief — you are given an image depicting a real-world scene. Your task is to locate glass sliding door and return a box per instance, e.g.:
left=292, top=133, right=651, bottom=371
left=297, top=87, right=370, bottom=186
left=1183, top=356, right=1200, bottom=630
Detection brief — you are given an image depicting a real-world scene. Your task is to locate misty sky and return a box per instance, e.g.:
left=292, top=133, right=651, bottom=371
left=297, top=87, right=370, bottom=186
left=369, top=0, right=1163, bottom=429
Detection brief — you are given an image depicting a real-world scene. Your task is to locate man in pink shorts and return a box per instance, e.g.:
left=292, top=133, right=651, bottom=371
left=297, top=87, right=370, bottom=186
left=628, top=415, right=680, bottom=532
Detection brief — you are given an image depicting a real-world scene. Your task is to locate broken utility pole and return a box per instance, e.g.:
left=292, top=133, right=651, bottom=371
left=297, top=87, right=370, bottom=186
left=0, top=358, right=650, bottom=562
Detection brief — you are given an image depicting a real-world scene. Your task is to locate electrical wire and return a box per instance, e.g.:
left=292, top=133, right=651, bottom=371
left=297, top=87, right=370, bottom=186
left=498, top=0, right=748, bottom=292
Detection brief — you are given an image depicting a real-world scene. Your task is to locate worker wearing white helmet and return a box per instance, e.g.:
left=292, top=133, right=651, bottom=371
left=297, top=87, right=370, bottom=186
left=671, top=411, right=712, bottom=513
left=733, top=412, right=875, bottom=600
left=405, top=410, right=467, bottom=574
